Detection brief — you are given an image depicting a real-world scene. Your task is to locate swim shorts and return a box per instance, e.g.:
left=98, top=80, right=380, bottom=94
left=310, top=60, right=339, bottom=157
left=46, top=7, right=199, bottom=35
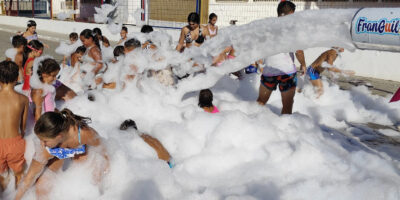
left=307, top=66, right=321, bottom=80
left=0, top=136, right=25, bottom=174
left=261, top=73, right=297, bottom=92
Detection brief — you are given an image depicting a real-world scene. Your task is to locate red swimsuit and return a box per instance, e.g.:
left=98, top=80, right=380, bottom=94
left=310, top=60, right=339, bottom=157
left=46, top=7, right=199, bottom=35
left=22, top=57, right=34, bottom=91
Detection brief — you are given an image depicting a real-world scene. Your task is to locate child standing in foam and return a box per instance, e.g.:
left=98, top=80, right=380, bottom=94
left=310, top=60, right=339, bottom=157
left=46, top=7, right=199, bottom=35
left=199, top=89, right=219, bottom=113
left=21, top=40, right=44, bottom=99
left=30, top=57, right=61, bottom=121
left=5, top=35, right=27, bottom=82
left=207, top=13, right=218, bottom=38
left=0, top=61, right=29, bottom=191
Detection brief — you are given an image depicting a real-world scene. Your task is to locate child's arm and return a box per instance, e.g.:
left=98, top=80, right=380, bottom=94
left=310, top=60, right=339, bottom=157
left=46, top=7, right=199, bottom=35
left=176, top=27, right=187, bottom=52
left=141, top=134, right=171, bottom=161
left=295, top=50, right=306, bottom=75
left=20, top=97, right=29, bottom=137
left=89, top=48, right=103, bottom=74
left=14, top=160, right=47, bottom=200
left=83, top=128, right=109, bottom=183
left=31, top=89, right=44, bottom=121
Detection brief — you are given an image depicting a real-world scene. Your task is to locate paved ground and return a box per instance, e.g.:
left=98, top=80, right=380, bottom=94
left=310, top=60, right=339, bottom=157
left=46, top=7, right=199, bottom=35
left=1, top=24, right=399, bottom=97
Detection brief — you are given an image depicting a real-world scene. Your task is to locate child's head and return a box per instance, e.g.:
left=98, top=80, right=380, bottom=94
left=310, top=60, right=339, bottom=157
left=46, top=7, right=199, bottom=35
left=34, top=109, right=90, bottom=148
left=113, top=45, right=125, bottom=58
left=26, top=20, right=37, bottom=33
left=0, top=61, right=19, bottom=84
left=80, top=29, right=100, bottom=48
left=120, top=26, right=128, bottom=39
left=187, top=12, right=200, bottom=30
left=277, top=1, right=296, bottom=17
left=12, top=35, right=27, bottom=51
left=124, top=38, right=141, bottom=53
left=209, top=13, right=218, bottom=25
left=74, top=45, right=86, bottom=61
left=198, top=89, right=214, bottom=108
left=69, top=32, right=78, bottom=43
left=140, top=25, right=153, bottom=34
left=24, top=40, right=44, bottom=58
left=37, top=58, right=60, bottom=84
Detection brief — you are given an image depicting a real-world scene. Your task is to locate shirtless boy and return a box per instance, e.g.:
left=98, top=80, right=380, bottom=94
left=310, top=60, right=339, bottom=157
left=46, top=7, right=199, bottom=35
left=0, top=61, right=29, bottom=191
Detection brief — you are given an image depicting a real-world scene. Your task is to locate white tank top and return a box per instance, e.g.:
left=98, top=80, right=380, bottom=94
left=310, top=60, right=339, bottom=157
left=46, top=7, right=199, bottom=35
left=262, top=52, right=297, bottom=76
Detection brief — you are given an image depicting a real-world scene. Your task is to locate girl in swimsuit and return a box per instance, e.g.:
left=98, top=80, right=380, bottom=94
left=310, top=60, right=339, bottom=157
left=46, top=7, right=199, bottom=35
left=176, top=12, right=210, bottom=52
left=207, top=13, right=218, bottom=38
left=31, top=58, right=61, bottom=121
left=80, top=29, right=104, bottom=86
left=22, top=40, right=44, bottom=97
left=15, top=109, right=108, bottom=200
left=198, top=89, right=219, bottom=113
left=22, top=20, right=49, bottom=48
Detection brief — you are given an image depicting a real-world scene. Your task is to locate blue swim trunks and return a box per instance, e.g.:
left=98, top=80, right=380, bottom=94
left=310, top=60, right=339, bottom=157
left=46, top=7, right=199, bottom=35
left=307, top=66, right=320, bottom=80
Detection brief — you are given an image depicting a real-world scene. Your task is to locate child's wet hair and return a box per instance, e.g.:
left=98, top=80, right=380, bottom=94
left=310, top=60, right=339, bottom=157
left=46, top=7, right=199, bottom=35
left=277, top=1, right=296, bottom=16
left=34, top=108, right=91, bottom=138
left=140, top=25, right=153, bottom=33
left=102, top=36, right=110, bottom=46
left=75, top=45, right=86, bottom=54
left=120, top=119, right=137, bottom=131
left=27, top=20, right=36, bottom=27
left=198, top=89, right=214, bottom=108
left=187, top=12, right=200, bottom=24
left=209, top=13, right=217, bottom=22
left=113, top=45, right=125, bottom=57
left=121, top=26, right=128, bottom=33
left=0, top=61, right=19, bottom=84
left=124, top=38, right=141, bottom=49
left=80, top=29, right=101, bottom=49
left=69, top=32, right=78, bottom=41
left=23, top=40, right=43, bottom=67
left=12, top=35, right=27, bottom=48
left=37, top=58, right=60, bottom=81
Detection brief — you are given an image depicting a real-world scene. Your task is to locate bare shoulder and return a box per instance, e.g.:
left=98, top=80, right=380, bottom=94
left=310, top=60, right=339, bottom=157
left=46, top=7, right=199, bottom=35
left=81, top=126, right=101, bottom=146
left=17, top=92, right=29, bottom=104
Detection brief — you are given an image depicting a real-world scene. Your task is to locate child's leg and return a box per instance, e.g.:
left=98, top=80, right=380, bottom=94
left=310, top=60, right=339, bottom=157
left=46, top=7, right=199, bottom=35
left=141, top=134, right=171, bottom=162
left=310, top=79, right=323, bottom=97
left=0, top=171, right=10, bottom=192
left=257, top=84, right=273, bottom=105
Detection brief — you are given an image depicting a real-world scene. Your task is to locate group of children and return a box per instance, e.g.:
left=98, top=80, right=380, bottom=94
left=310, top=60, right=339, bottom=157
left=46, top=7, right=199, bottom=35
left=0, top=5, right=357, bottom=197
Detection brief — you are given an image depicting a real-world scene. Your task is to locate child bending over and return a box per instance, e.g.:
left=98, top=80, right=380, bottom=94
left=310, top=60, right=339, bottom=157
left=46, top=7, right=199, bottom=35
left=306, top=47, right=354, bottom=97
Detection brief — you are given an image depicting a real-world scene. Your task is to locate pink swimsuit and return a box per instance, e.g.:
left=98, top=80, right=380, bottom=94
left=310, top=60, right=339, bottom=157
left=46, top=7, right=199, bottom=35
left=211, top=106, right=219, bottom=113
left=42, top=91, right=56, bottom=113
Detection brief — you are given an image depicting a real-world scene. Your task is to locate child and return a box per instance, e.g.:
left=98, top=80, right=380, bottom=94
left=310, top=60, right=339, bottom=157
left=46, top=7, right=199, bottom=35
left=0, top=61, right=29, bottom=190
left=102, top=46, right=125, bottom=90
left=198, top=89, right=219, bottom=113
left=15, top=109, right=109, bottom=200
left=30, top=58, right=61, bottom=121
left=71, top=45, right=86, bottom=67
left=69, top=32, right=78, bottom=44
left=117, top=26, right=128, bottom=45
left=61, top=32, right=79, bottom=65
left=22, top=40, right=44, bottom=97
left=119, top=119, right=174, bottom=168
left=6, top=35, right=27, bottom=82
left=306, top=47, right=355, bottom=97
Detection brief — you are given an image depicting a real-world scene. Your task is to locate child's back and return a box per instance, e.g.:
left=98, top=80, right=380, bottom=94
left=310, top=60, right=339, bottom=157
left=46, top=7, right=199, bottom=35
left=0, top=61, right=28, bottom=190
left=0, top=88, right=28, bottom=139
